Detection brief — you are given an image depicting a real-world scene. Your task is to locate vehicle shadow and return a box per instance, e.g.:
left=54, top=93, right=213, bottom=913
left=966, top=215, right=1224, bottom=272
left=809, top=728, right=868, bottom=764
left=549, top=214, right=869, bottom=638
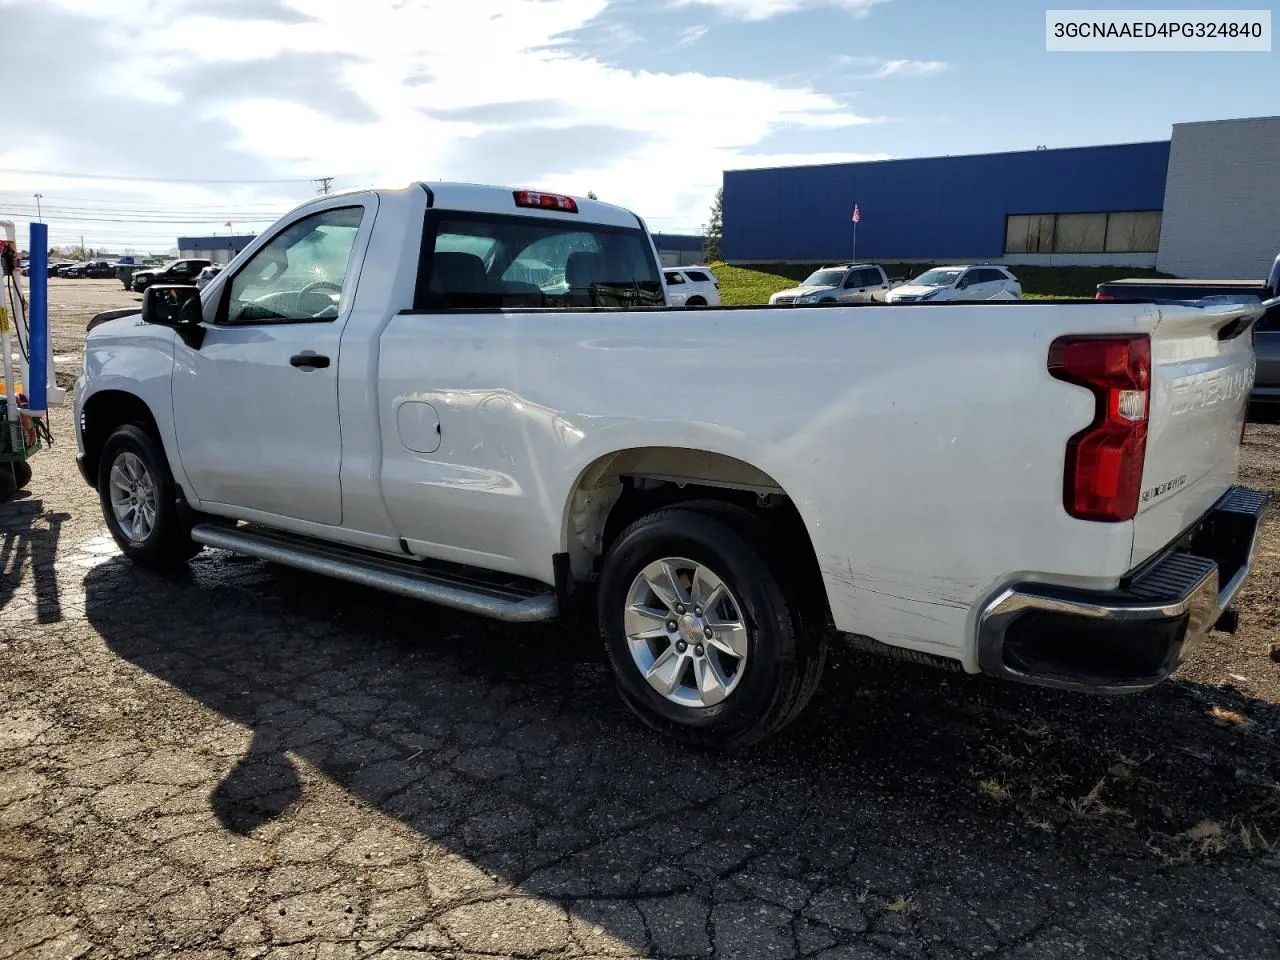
left=83, top=553, right=1280, bottom=955
left=0, top=497, right=69, bottom=622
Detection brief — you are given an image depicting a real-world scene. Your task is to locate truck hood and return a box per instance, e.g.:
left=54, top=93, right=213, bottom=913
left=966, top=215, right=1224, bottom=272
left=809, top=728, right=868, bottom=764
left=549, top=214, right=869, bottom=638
left=772, top=284, right=837, bottom=300
left=888, top=284, right=940, bottom=299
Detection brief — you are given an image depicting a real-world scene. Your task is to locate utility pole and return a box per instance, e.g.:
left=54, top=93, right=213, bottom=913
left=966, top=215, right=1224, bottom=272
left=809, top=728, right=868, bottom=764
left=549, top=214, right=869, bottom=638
left=314, top=177, right=333, bottom=196
left=80, top=234, right=85, bottom=259
left=33, top=193, right=43, bottom=221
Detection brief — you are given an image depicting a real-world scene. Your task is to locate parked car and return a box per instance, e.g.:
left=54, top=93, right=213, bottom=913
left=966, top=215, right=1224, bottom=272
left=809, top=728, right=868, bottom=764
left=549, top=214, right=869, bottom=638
left=195, top=264, right=223, bottom=291
left=886, top=265, right=1022, bottom=302
left=75, top=183, right=1266, bottom=748
left=663, top=266, right=720, bottom=306
left=115, top=256, right=145, bottom=289
left=51, top=261, right=88, bottom=278
left=1096, top=251, right=1280, bottom=406
left=131, top=258, right=212, bottom=292
left=768, top=263, right=890, bottom=305
left=65, top=260, right=116, bottom=279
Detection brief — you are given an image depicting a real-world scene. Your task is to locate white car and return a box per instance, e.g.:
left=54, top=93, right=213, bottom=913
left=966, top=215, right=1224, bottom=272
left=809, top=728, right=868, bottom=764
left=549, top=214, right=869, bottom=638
left=887, top=265, right=1022, bottom=303
left=663, top=267, right=720, bottom=306
left=768, top=263, right=891, bottom=305
left=74, top=182, right=1266, bottom=747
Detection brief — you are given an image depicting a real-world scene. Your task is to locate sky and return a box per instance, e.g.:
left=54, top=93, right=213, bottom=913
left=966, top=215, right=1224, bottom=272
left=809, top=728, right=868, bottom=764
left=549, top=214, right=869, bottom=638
left=0, top=0, right=1276, bottom=253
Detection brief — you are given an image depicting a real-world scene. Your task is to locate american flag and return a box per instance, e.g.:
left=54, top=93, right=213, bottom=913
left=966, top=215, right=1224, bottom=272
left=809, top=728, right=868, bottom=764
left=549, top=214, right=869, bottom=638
left=851, top=204, right=861, bottom=224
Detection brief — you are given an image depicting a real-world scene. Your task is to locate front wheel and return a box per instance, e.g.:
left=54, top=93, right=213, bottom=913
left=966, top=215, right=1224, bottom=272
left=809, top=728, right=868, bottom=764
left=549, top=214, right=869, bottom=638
left=97, top=424, right=201, bottom=569
left=598, top=504, right=826, bottom=748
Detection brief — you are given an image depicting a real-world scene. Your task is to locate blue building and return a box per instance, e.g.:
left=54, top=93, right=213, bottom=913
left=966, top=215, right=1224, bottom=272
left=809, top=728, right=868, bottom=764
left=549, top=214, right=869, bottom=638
left=723, top=140, right=1170, bottom=266
left=722, top=117, right=1280, bottom=278
left=650, top=232, right=707, bottom=267
left=177, top=234, right=256, bottom=265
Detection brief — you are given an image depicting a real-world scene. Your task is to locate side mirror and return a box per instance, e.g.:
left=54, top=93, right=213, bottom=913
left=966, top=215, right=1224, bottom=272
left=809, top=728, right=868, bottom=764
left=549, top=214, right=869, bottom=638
left=142, top=284, right=204, bottom=348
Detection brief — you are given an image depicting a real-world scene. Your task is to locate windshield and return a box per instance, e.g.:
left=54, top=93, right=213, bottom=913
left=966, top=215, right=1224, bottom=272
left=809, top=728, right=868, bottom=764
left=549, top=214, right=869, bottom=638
left=913, top=268, right=963, bottom=287
left=802, top=269, right=846, bottom=287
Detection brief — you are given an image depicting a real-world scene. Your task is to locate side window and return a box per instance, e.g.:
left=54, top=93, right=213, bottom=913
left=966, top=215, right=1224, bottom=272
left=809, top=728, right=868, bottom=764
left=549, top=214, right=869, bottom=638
left=684, top=270, right=710, bottom=283
left=857, top=268, right=879, bottom=288
left=664, top=271, right=686, bottom=285
left=224, top=207, right=363, bottom=324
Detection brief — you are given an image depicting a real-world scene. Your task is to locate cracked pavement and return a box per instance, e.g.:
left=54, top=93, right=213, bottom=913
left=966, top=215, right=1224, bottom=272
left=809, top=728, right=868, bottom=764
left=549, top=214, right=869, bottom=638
left=3, top=281, right=1280, bottom=959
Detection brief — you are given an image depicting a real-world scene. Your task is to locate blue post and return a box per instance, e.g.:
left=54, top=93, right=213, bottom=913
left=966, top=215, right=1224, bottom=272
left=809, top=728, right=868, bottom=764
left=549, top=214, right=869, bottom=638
left=28, top=223, right=48, bottom=415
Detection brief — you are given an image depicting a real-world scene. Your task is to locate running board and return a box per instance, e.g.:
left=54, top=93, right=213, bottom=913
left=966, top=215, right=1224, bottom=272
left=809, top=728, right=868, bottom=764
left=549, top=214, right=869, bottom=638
left=189, top=523, right=558, bottom=623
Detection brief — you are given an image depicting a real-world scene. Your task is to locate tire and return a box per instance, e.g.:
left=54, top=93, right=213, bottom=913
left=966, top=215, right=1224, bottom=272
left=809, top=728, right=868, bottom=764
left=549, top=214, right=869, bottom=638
left=0, top=468, right=14, bottom=503
left=97, top=423, right=201, bottom=569
left=686, top=296, right=707, bottom=307
left=11, top=460, right=32, bottom=490
left=597, top=502, right=826, bottom=749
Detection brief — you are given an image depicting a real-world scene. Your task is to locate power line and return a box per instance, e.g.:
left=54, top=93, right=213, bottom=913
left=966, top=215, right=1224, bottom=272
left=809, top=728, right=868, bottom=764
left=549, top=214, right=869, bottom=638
left=0, top=167, right=357, bottom=184
left=0, top=195, right=296, bottom=212
left=3, top=213, right=282, bottom=224
left=4, top=206, right=286, bottom=219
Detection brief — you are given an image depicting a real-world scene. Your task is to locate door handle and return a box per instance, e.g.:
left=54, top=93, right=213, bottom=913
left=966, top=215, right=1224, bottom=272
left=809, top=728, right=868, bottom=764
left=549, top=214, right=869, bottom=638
left=290, top=352, right=330, bottom=370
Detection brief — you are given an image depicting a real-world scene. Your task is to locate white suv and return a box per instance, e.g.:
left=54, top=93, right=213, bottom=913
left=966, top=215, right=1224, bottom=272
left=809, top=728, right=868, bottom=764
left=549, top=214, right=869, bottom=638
left=768, top=264, right=891, bottom=305
left=663, top=267, right=720, bottom=307
left=887, top=265, right=1022, bottom=303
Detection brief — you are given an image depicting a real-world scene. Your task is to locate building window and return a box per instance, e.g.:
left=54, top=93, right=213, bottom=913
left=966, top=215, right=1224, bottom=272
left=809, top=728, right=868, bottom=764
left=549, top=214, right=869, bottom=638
left=1004, top=211, right=1162, bottom=255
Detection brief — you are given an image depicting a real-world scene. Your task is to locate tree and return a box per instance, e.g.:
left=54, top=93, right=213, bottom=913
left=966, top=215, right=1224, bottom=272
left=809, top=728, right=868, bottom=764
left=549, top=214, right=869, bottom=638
left=702, top=187, right=723, bottom=261
left=586, top=190, right=598, bottom=200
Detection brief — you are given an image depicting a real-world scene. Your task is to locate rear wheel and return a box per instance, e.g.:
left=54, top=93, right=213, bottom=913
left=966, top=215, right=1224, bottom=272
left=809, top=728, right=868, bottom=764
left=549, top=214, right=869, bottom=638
left=598, top=503, right=826, bottom=748
left=11, top=461, right=32, bottom=490
left=97, top=424, right=201, bottom=569
left=686, top=296, right=707, bottom=307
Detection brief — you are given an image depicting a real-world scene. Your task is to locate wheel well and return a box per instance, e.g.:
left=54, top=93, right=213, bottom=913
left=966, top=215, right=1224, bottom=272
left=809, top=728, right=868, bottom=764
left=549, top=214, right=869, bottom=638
left=564, top=448, right=827, bottom=611
left=685, top=296, right=707, bottom=306
left=81, top=391, right=161, bottom=486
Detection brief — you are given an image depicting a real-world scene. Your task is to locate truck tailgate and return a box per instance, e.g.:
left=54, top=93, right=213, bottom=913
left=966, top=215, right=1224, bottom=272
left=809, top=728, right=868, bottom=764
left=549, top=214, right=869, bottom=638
left=1131, top=302, right=1257, bottom=566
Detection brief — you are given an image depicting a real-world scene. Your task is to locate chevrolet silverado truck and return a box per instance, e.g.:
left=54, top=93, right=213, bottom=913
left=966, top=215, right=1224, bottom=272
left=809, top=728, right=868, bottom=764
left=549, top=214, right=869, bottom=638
left=75, top=184, right=1271, bottom=747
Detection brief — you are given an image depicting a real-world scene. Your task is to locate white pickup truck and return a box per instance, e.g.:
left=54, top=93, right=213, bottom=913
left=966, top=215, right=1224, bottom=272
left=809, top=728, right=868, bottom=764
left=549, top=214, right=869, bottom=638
left=75, top=183, right=1269, bottom=747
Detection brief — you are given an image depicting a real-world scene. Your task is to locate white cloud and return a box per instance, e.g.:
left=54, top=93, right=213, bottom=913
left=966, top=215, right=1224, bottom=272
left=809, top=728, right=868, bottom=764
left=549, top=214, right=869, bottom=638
left=863, top=58, right=949, bottom=79
left=670, top=0, right=886, bottom=21
left=831, top=55, right=950, bottom=79
left=5, top=0, right=889, bottom=238
left=677, top=24, right=709, bottom=45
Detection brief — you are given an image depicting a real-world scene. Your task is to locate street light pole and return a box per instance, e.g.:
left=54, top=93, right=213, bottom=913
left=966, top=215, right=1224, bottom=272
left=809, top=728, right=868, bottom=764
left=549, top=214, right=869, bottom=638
left=33, top=193, right=43, bottom=221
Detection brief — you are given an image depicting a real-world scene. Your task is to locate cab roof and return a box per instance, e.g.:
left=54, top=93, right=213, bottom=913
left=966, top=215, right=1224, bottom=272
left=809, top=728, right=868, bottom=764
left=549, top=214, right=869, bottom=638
left=415, top=182, right=644, bottom=230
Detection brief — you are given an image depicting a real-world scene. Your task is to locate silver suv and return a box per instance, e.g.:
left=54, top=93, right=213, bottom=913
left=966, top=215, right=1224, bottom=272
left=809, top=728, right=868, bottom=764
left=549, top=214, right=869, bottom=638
left=768, top=263, right=890, bottom=305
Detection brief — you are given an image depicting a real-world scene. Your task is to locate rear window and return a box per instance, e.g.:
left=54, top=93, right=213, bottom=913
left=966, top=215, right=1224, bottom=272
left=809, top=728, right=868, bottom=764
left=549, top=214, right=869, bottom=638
left=684, top=270, right=711, bottom=283
left=664, top=271, right=686, bottom=285
left=416, top=213, right=663, bottom=310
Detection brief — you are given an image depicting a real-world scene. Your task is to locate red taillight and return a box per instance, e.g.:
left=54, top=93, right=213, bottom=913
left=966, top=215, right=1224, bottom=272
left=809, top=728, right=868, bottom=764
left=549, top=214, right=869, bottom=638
left=1048, top=335, right=1151, bottom=522
left=513, top=190, right=578, bottom=213
left=1095, top=292, right=1115, bottom=300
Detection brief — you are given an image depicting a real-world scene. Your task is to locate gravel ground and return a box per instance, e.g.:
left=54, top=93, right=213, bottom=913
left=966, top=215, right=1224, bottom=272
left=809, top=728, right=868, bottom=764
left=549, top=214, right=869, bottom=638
left=2, top=280, right=1279, bottom=960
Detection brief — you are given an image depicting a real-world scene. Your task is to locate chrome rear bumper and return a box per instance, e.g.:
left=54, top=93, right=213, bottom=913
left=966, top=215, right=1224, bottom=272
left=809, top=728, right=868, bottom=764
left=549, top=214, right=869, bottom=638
left=978, top=486, right=1268, bottom=694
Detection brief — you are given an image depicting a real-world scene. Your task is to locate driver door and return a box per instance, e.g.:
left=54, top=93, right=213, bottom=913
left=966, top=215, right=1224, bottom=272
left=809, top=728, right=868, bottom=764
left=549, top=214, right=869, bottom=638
left=171, top=200, right=375, bottom=525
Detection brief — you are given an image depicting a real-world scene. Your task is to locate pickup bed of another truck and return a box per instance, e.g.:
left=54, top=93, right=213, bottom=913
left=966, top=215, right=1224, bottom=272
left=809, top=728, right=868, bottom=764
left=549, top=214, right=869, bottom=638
left=1097, top=263, right=1280, bottom=405
left=74, top=183, right=1270, bottom=746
